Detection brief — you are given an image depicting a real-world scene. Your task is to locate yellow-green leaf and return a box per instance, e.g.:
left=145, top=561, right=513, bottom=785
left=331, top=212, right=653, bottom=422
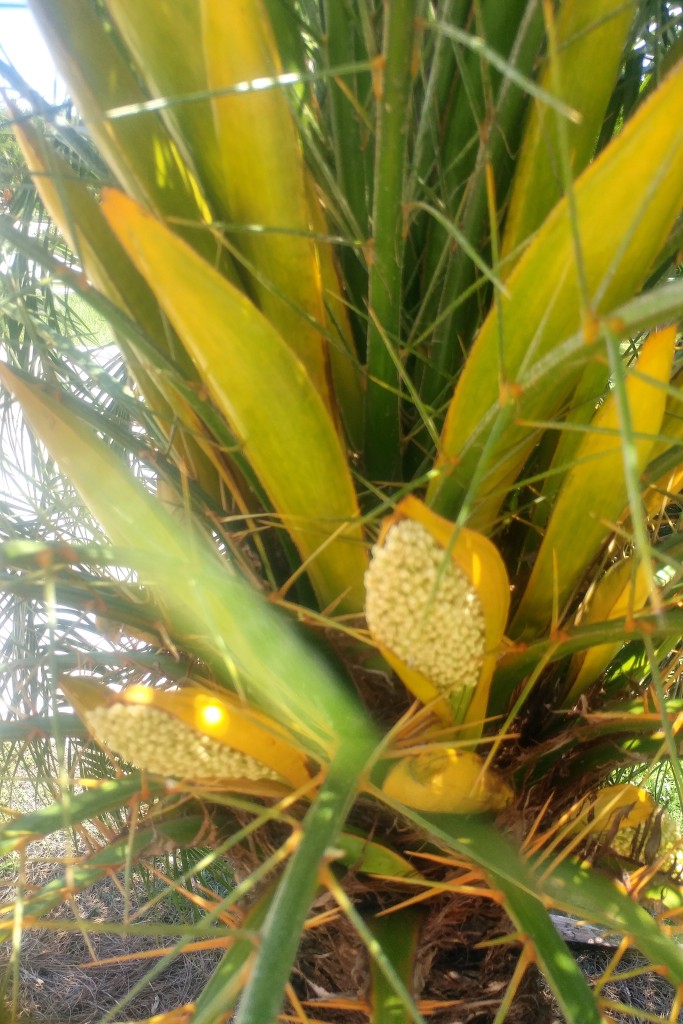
left=368, top=908, right=424, bottom=1024
left=12, top=119, right=164, bottom=349
left=200, top=0, right=332, bottom=406
left=100, top=189, right=367, bottom=613
left=502, top=0, right=637, bottom=264
left=305, top=172, right=364, bottom=450
left=642, top=367, right=683, bottom=515
left=563, top=558, right=652, bottom=705
left=335, top=833, right=425, bottom=880
left=11, top=116, right=223, bottom=498
left=27, top=0, right=231, bottom=274
left=512, top=325, right=675, bottom=637
left=107, top=0, right=362, bottom=445
left=428, top=62, right=683, bottom=528
left=0, top=366, right=368, bottom=747
left=106, top=0, right=221, bottom=206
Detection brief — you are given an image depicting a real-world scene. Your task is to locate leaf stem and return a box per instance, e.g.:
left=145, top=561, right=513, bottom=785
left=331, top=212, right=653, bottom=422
left=365, top=0, right=422, bottom=479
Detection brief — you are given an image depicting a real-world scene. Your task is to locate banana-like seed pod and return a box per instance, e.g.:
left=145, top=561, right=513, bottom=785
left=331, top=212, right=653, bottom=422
left=365, top=496, right=510, bottom=720
left=381, top=747, right=514, bottom=815
left=61, top=677, right=311, bottom=789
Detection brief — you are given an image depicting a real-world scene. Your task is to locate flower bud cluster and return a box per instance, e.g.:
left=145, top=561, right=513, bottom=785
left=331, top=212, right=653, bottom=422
left=365, top=519, right=485, bottom=692
left=84, top=703, right=281, bottom=782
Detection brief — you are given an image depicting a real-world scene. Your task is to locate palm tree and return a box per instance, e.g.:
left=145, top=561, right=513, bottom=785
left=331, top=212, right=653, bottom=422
left=2, top=2, right=683, bottom=1022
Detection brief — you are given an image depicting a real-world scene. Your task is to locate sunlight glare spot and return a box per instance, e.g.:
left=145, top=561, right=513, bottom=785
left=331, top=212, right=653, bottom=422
left=233, top=72, right=299, bottom=93
left=202, top=704, right=224, bottom=726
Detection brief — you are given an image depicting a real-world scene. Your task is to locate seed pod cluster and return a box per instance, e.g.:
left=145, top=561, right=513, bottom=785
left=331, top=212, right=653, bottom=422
left=84, top=702, right=282, bottom=782
left=365, top=518, right=486, bottom=693
left=364, top=496, right=510, bottom=719
left=61, top=676, right=311, bottom=789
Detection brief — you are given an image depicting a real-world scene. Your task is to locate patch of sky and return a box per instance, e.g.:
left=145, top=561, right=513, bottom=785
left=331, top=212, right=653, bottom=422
left=0, top=1, right=66, bottom=103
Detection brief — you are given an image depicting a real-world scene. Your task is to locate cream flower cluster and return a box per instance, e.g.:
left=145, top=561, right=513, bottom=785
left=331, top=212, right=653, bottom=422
left=365, top=519, right=486, bottom=692
left=84, top=703, right=281, bottom=782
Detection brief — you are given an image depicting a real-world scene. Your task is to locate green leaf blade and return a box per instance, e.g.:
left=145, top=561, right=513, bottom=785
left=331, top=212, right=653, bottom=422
left=428, top=61, right=683, bottom=528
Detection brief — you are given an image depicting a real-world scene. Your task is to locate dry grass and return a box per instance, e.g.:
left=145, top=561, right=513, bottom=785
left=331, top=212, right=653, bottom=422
left=0, top=838, right=223, bottom=1024
left=537, top=945, right=683, bottom=1024
left=0, top=761, right=224, bottom=1024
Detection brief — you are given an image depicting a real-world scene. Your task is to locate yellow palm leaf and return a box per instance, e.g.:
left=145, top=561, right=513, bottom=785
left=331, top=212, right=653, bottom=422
left=512, top=325, right=675, bottom=637
left=101, top=189, right=367, bottom=613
